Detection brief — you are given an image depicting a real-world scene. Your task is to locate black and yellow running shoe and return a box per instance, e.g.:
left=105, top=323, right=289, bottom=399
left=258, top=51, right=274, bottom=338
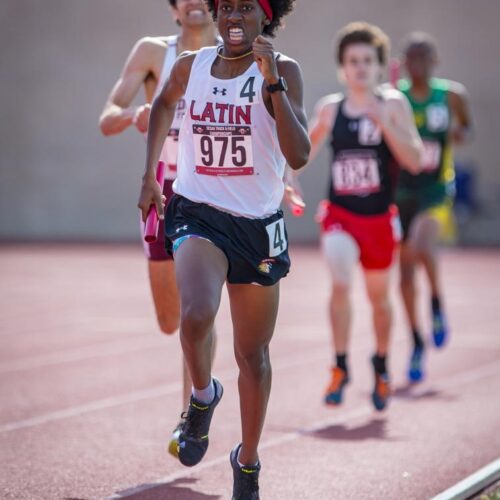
left=176, top=377, right=223, bottom=467
left=168, top=420, right=183, bottom=458
left=230, top=443, right=260, bottom=500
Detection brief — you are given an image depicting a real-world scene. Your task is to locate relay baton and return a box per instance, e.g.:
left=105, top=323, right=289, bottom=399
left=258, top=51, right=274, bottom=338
left=143, top=161, right=166, bottom=243
left=284, top=167, right=306, bottom=217
left=284, top=184, right=306, bottom=217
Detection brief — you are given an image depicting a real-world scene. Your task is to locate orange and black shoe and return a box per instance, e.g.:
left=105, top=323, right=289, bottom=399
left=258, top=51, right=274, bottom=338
left=371, top=358, right=391, bottom=411
left=324, top=367, right=350, bottom=406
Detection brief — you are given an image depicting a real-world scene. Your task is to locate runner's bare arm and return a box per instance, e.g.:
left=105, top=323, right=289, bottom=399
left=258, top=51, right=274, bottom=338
left=448, top=81, right=474, bottom=145
left=138, top=53, right=195, bottom=222
left=253, top=37, right=310, bottom=170
left=308, top=96, right=339, bottom=165
left=271, top=58, right=310, bottom=169
left=368, top=90, right=423, bottom=173
left=99, top=37, right=162, bottom=136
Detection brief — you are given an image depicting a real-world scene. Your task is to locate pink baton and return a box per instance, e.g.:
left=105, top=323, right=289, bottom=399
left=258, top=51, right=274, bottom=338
left=143, top=161, right=166, bottom=243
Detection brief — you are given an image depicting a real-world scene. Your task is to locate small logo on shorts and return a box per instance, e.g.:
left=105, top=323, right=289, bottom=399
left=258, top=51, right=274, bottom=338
left=176, top=225, right=188, bottom=233
left=258, top=258, right=275, bottom=274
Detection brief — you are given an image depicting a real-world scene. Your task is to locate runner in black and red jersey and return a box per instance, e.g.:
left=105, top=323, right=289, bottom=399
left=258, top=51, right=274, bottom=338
left=307, top=22, right=423, bottom=411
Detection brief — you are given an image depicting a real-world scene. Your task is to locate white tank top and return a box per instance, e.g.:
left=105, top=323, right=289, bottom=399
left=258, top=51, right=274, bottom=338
left=154, top=35, right=187, bottom=181
left=173, top=47, right=286, bottom=218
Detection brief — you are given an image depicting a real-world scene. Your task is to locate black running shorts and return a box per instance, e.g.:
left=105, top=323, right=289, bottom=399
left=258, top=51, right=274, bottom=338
left=165, top=194, right=291, bottom=286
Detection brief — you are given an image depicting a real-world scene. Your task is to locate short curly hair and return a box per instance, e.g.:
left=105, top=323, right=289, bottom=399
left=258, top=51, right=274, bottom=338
left=401, top=31, right=438, bottom=58
left=336, top=22, right=390, bottom=67
left=205, top=0, right=296, bottom=37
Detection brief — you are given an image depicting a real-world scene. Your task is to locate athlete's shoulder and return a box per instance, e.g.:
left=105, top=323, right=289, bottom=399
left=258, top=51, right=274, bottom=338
left=429, top=77, right=451, bottom=92
left=397, top=78, right=411, bottom=92
left=133, top=36, right=169, bottom=55
left=315, top=93, right=343, bottom=110
left=275, top=54, right=303, bottom=78
left=380, top=87, right=411, bottom=112
left=380, top=86, right=406, bottom=102
left=443, top=79, right=469, bottom=98
left=313, top=93, right=342, bottom=125
left=172, top=50, right=198, bottom=74
left=380, top=87, right=414, bottom=120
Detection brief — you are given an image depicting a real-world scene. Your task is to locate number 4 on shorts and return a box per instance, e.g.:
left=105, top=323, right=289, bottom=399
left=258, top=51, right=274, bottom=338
left=266, top=218, right=287, bottom=257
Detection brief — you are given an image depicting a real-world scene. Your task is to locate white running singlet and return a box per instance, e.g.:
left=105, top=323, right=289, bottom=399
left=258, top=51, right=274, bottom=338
left=174, top=47, right=287, bottom=218
left=153, top=36, right=186, bottom=180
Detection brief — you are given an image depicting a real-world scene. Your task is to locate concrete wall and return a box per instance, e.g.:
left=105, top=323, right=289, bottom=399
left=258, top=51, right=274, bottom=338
left=1, top=0, right=499, bottom=243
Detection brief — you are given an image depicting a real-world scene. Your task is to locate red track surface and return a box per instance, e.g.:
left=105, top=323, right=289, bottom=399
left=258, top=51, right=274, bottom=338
left=1, top=245, right=499, bottom=499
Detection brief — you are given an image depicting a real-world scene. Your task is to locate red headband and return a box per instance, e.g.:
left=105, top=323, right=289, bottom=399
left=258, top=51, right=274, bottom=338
left=214, top=0, right=273, bottom=22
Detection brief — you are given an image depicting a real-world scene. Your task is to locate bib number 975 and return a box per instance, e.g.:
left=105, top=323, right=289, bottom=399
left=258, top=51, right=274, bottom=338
left=194, top=125, right=254, bottom=176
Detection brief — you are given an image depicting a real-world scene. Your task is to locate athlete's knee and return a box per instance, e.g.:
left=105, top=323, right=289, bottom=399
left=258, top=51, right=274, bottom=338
left=235, top=345, right=271, bottom=379
left=332, top=281, right=350, bottom=301
left=322, top=231, right=359, bottom=284
left=399, top=256, right=415, bottom=286
left=400, top=266, right=413, bottom=288
left=366, top=276, right=390, bottom=310
left=370, top=293, right=391, bottom=314
left=180, top=300, right=216, bottom=340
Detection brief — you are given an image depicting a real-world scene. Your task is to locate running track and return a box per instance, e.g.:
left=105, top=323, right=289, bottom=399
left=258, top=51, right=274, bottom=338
left=0, top=245, right=499, bottom=499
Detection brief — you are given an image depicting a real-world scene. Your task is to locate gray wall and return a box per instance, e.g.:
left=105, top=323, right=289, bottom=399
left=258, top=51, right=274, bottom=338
left=1, top=0, right=499, bottom=243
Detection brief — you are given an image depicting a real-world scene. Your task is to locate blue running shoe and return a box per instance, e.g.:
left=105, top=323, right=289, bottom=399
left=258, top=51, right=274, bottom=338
left=432, top=311, right=448, bottom=348
left=408, top=346, right=425, bottom=383
left=371, top=356, right=391, bottom=411
left=324, top=367, right=349, bottom=406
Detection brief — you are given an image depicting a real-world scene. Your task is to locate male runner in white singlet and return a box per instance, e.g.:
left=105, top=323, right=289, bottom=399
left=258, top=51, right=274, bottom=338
left=99, top=0, right=218, bottom=454
left=138, top=1, right=309, bottom=497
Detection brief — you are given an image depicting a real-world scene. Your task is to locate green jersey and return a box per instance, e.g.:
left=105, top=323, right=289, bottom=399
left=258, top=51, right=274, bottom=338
left=397, top=78, right=454, bottom=195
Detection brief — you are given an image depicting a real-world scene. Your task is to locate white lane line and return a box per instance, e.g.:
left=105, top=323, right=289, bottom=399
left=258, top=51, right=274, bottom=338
left=0, top=382, right=181, bottom=433
left=0, top=349, right=328, bottom=434
left=0, top=335, right=163, bottom=374
left=107, top=363, right=500, bottom=500
left=107, top=360, right=500, bottom=499
left=430, top=458, right=500, bottom=500
left=107, top=407, right=371, bottom=499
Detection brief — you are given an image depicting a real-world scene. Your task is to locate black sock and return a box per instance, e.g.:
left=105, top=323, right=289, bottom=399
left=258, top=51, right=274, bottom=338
left=412, top=328, right=425, bottom=350
left=336, top=353, right=348, bottom=374
left=431, top=296, right=441, bottom=314
left=373, top=354, right=387, bottom=375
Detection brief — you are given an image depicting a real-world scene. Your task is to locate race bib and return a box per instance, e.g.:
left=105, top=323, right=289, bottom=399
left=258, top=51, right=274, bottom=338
left=266, top=218, right=287, bottom=257
left=332, top=151, right=381, bottom=195
left=426, top=104, right=449, bottom=132
left=165, top=129, right=179, bottom=172
left=358, top=117, right=382, bottom=145
left=422, top=140, right=442, bottom=172
left=193, top=125, right=254, bottom=176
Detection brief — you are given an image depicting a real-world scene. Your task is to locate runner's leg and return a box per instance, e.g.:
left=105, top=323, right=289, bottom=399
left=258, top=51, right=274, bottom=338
left=227, top=282, right=280, bottom=466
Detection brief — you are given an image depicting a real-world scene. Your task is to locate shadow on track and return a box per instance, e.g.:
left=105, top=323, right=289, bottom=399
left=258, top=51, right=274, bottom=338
left=110, top=477, right=221, bottom=500
left=392, top=383, right=457, bottom=402
left=307, top=417, right=396, bottom=442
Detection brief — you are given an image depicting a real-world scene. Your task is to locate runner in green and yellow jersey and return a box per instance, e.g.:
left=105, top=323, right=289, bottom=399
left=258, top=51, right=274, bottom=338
left=396, top=32, right=474, bottom=382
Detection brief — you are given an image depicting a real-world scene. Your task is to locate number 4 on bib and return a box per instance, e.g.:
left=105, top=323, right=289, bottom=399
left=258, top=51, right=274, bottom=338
left=266, top=218, right=287, bottom=257
left=239, top=76, right=257, bottom=104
